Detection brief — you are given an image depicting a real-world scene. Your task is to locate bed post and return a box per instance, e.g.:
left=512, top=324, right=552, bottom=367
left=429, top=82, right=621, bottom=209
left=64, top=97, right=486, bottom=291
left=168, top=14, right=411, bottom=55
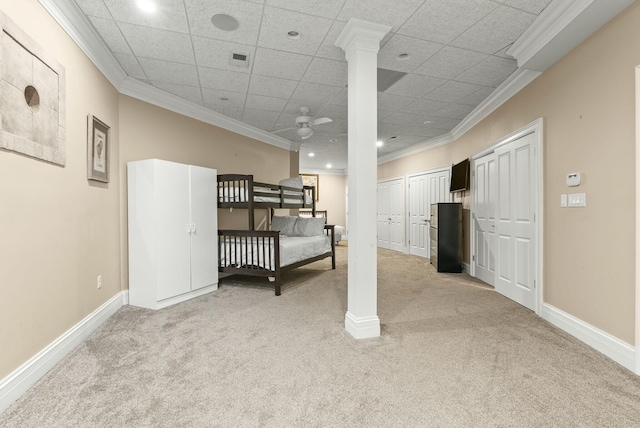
left=247, top=175, right=255, bottom=230
left=274, top=233, right=281, bottom=295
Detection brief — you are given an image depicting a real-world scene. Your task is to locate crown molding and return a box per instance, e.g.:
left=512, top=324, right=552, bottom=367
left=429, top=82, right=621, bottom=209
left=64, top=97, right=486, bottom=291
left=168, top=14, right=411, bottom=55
left=377, top=134, right=454, bottom=165
left=40, top=0, right=293, bottom=152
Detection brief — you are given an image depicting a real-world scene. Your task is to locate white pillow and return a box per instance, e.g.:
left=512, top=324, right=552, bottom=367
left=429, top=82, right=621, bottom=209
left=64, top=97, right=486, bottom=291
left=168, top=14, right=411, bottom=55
left=292, top=217, right=326, bottom=237
left=279, top=176, right=304, bottom=189
left=270, top=216, right=297, bottom=236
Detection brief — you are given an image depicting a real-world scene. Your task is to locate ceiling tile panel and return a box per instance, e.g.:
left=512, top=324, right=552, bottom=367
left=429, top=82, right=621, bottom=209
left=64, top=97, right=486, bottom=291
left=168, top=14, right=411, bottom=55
left=502, top=0, right=552, bottom=15
left=283, top=100, right=326, bottom=116
left=378, top=93, right=417, bottom=112
left=431, top=103, right=476, bottom=119
left=337, top=0, right=425, bottom=32
left=413, top=46, right=488, bottom=79
left=425, top=81, right=487, bottom=103
left=315, top=21, right=347, bottom=61
left=258, top=7, right=333, bottom=55
left=402, top=124, right=450, bottom=138
left=199, top=67, right=250, bottom=93
left=192, top=36, right=255, bottom=72
left=209, top=105, right=244, bottom=121
left=104, top=0, right=189, bottom=33
left=185, top=0, right=263, bottom=45
left=75, top=0, right=112, bottom=19
left=302, top=58, right=348, bottom=87
left=119, top=23, right=195, bottom=64
left=88, top=16, right=133, bottom=55
left=292, top=82, right=343, bottom=105
left=245, top=94, right=288, bottom=112
left=138, top=58, right=199, bottom=86
left=113, top=53, right=147, bottom=80
left=401, top=99, right=450, bottom=115
left=266, top=0, right=346, bottom=19
left=386, top=74, right=446, bottom=98
left=317, top=104, right=348, bottom=121
left=451, top=6, right=536, bottom=54
left=248, top=75, right=298, bottom=99
left=329, top=88, right=348, bottom=106
left=243, top=108, right=280, bottom=124
left=412, top=116, right=462, bottom=130
left=243, top=119, right=278, bottom=131
left=398, top=0, right=498, bottom=44
left=457, top=86, right=495, bottom=106
left=381, top=112, right=424, bottom=125
left=252, top=48, right=313, bottom=80
left=455, top=56, right=517, bottom=87
left=152, top=82, right=203, bottom=105
left=202, top=88, right=246, bottom=107
left=378, top=35, right=443, bottom=73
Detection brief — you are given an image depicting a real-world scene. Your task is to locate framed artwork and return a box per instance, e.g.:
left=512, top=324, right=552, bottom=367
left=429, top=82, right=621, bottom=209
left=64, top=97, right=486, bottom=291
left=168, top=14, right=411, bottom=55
left=87, top=114, right=110, bottom=182
left=300, top=174, right=319, bottom=201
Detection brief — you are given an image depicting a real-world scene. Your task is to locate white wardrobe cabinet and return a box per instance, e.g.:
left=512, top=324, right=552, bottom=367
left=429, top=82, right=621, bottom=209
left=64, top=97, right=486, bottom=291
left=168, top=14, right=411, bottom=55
left=128, top=159, right=218, bottom=310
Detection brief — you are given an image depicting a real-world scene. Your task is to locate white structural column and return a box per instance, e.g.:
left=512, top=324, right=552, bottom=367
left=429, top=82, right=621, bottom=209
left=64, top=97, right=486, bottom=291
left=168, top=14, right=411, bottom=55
left=335, top=19, right=391, bottom=339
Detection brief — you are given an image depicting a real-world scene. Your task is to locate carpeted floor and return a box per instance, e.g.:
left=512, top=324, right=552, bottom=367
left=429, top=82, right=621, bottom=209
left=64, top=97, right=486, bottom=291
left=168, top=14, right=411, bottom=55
left=2, top=244, right=640, bottom=427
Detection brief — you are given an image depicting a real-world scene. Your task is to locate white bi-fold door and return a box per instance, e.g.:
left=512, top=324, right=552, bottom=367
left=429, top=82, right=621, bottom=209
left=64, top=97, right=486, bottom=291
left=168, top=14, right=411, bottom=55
left=472, top=152, right=497, bottom=285
left=409, top=168, right=450, bottom=258
left=377, top=178, right=404, bottom=252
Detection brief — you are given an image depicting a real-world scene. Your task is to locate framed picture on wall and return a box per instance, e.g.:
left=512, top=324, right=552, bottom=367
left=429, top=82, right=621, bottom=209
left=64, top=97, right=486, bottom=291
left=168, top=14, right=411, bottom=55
left=300, top=174, right=319, bottom=201
left=87, top=114, right=110, bottom=182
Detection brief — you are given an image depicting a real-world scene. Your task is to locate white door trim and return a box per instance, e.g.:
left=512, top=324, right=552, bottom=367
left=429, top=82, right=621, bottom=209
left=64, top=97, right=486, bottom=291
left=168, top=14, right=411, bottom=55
left=635, top=65, right=640, bottom=375
left=470, top=118, right=544, bottom=315
left=405, top=166, right=450, bottom=254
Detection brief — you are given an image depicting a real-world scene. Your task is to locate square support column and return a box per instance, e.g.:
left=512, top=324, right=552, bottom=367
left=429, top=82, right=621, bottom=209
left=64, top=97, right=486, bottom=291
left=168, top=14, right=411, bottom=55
left=335, top=19, right=391, bottom=339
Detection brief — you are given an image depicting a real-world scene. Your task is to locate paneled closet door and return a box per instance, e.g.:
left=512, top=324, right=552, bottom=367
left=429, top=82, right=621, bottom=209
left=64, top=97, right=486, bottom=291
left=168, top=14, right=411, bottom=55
left=155, top=161, right=191, bottom=301
left=189, top=165, right=218, bottom=291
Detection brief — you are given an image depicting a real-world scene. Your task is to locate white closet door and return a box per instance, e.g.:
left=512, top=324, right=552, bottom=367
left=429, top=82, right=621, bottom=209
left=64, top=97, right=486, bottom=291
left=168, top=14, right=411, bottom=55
left=389, top=179, right=404, bottom=252
left=155, top=161, right=191, bottom=301
left=495, top=132, right=537, bottom=311
left=409, top=174, right=429, bottom=257
left=473, top=152, right=497, bottom=285
left=189, top=165, right=218, bottom=291
left=377, top=182, right=390, bottom=249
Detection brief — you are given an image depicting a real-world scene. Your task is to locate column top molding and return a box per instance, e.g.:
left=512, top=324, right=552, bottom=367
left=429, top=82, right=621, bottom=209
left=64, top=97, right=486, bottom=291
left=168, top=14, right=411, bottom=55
left=334, top=18, right=392, bottom=58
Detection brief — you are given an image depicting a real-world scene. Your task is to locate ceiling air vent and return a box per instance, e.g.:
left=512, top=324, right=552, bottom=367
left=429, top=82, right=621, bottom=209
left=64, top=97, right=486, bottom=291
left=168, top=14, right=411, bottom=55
left=230, top=53, right=249, bottom=68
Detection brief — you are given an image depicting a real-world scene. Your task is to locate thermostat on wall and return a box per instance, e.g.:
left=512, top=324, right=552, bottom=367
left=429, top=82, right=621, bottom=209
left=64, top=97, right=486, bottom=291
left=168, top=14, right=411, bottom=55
left=567, top=172, right=581, bottom=187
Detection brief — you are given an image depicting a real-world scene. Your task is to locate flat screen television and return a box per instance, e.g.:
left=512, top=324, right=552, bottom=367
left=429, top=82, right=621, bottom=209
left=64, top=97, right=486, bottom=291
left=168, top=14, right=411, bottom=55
left=450, top=158, right=470, bottom=192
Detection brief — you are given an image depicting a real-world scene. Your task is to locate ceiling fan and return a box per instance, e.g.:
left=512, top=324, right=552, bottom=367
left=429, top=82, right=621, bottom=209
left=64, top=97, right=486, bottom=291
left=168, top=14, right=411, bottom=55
left=272, top=107, right=333, bottom=140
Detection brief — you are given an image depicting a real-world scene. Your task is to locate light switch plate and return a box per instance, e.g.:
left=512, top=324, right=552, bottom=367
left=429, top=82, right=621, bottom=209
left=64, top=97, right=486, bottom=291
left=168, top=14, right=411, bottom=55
left=561, top=194, right=567, bottom=207
left=568, top=193, right=586, bottom=207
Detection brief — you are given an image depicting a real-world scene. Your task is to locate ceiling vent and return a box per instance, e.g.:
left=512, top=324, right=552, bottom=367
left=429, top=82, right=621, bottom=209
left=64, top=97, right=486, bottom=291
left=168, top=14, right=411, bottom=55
left=230, top=53, right=249, bottom=68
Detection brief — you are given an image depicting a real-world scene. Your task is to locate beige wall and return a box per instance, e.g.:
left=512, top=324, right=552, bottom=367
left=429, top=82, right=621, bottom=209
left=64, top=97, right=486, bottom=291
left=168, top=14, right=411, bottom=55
left=0, top=0, right=121, bottom=378
left=315, top=174, right=348, bottom=229
left=118, top=96, right=292, bottom=290
left=378, top=2, right=640, bottom=344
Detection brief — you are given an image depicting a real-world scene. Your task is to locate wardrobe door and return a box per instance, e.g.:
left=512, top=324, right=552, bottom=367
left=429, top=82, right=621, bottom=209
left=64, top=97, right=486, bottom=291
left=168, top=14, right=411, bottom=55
left=155, top=161, right=191, bottom=300
left=189, top=165, right=218, bottom=291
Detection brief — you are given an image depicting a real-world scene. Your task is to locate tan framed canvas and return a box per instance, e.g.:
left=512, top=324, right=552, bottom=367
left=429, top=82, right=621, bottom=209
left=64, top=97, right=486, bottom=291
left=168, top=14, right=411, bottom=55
left=300, top=174, right=319, bottom=201
left=87, top=114, right=110, bottom=182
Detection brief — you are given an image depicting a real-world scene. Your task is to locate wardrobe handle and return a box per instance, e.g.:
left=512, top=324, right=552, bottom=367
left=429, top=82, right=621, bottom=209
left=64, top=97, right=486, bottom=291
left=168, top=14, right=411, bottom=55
left=187, top=224, right=191, bottom=234
left=191, top=224, right=196, bottom=233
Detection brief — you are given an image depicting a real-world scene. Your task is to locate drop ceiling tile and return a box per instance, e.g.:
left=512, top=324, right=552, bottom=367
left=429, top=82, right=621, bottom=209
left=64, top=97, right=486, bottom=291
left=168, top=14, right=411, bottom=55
left=193, top=36, right=255, bottom=72
left=252, top=48, right=313, bottom=81
left=412, top=116, right=461, bottom=130
left=266, top=0, right=346, bottom=19
left=431, top=103, right=476, bottom=119
left=202, top=88, right=246, bottom=107
left=138, top=58, right=199, bottom=86
left=402, top=124, right=450, bottom=138
left=315, top=21, right=347, bottom=61
left=258, top=7, right=333, bottom=55
left=337, top=0, right=425, bottom=32
left=152, top=82, right=203, bottom=105
left=398, top=0, right=498, bottom=44
left=330, top=88, right=348, bottom=106
left=378, top=93, right=418, bottom=112
left=248, top=75, right=298, bottom=99
left=377, top=110, right=395, bottom=121
left=243, top=108, right=280, bottom=124
left=274, top=112, right=299, bottom=127
left=401, top=99, right=450, bottom=115
left=413, top=46, right=488, bottom=79
left=302, top=58, right=347, bottom=87
left=283, top=100, right=325, bottom=116
left=243, top=119, right=277, bottom=131
left=317, top=104, right=348, bottom=121
left=210, top=105, right=244, bottom=121
left=451, top=6, right=536, bottom=54
left=75, top=0, right=112, bottom=19
left=88, top=16, right=132, bottom=55
left=199, top=67, right=250, bottom=93
left=377, top=122, right=402, bottom=136
left=119, top=23, right=195, bottom=64
left=104, top=0, right=189, bottom=33
left=381, top=112, right=424, bottom=125
left=455, top=56, right=517, bottom=87
left=245, top=94, right=288, bottom=112
left=425, top=81, right=487, bottom=103
left=502, top=0, right=552, bottom=15
left=386, top=74, right=446, bottom=98
left=378, top=35, right=443, bottom=73
left=457, top=86, right=495, bottom=106
left=185, top=0, right=262, bottom=45
left=292, top=82, right=343, bottom=105
left=113, top=53, right=147, bottom=79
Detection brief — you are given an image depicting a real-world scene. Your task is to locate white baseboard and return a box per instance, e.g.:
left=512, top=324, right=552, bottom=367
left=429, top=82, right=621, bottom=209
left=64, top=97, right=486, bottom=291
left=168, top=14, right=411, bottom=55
left=0, top=290, right=128, bottom=414
left=541, top=303, right=636, bottom=372
left=462, top=262, right=471, bottom=274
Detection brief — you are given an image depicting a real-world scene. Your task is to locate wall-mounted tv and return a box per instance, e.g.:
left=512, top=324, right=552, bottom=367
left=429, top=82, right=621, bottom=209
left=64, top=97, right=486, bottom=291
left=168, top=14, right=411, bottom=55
left=450, top=158, right=470, bottom=192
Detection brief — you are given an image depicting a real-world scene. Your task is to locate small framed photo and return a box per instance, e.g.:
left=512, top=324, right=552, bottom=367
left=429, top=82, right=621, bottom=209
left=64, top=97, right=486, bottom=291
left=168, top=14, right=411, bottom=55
left=300, top=174, right=319, bottom=201
left=87, top=114, right=110, bottom=182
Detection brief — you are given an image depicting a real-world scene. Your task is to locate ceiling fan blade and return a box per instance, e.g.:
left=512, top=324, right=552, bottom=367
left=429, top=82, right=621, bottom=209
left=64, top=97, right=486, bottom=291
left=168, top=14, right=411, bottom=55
left=311, top=117, right=333, bottom=126
left=272, top=127, right=296, bottom=134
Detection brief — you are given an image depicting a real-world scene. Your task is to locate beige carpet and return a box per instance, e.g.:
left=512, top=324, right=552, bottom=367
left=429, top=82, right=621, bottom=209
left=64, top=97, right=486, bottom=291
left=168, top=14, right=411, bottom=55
left=2, top=244, right=640, bottom=427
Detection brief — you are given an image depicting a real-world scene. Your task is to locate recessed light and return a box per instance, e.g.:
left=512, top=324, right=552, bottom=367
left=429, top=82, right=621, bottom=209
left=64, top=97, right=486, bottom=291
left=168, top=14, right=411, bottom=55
left=326, top=163, right=332, bottom=169
left=220, top=97, right=229, bottom=101
left=397, top=53, right=410, bottom=60
left=308, top=153, right=315, bottom=157
left=424, top=120, right=433, bottom=124
left=136, top=0, right=156, bottom=13
left=287, top=30, right=301, bottom=39
left=211, top=14, right=240, bottom=31
left=376, top=141, right=383, bottom=147
left=329, top=138, right=338, bottom=142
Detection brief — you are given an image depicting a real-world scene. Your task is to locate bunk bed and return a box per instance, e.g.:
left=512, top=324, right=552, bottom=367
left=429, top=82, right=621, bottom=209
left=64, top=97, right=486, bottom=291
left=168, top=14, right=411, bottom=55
left=299, top=209, right=345, bottom=244
left=217, top=174, right=336, bottom=295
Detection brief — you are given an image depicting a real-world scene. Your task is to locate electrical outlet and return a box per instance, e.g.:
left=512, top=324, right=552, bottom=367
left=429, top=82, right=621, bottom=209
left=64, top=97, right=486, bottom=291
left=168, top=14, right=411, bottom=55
left=97, top=275, right=102, bottom=289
